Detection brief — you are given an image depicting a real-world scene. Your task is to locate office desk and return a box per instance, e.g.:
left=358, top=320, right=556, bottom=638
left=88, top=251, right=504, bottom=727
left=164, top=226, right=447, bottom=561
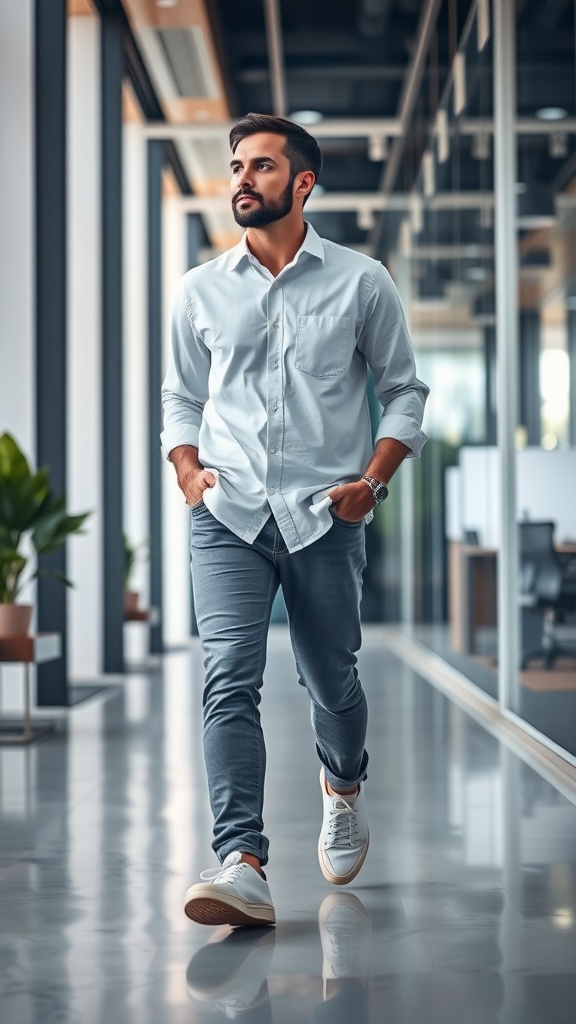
left=449, top=543, right=497, bottom=654
left=448, top=541, right=576, bottom=655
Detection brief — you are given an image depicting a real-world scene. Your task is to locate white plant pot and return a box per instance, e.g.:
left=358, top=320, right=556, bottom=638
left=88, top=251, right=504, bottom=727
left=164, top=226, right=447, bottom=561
left=0, top=603, right=33, bottom=638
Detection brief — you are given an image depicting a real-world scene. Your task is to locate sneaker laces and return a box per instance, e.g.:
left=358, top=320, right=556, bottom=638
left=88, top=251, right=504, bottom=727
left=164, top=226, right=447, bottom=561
left=326, top=796, right=361, bottom=848
left=200, top=857, right=246, bottom=886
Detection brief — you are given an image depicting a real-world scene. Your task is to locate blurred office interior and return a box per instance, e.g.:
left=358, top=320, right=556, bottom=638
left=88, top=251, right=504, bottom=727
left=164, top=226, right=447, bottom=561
left=2, top=1, right=576, bottom=1020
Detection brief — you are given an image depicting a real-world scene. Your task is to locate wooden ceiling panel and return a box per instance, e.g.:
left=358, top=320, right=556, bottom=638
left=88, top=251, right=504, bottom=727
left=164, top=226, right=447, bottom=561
left=68, top=0, right=95, bottom=14
left=122, top=0, right=229, bottom=118
left=123, top=81, right=145, bottom=123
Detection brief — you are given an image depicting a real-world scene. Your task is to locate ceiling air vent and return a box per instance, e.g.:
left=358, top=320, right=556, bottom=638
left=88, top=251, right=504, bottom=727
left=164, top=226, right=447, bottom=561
left=137, top=25, right=218, bottom=102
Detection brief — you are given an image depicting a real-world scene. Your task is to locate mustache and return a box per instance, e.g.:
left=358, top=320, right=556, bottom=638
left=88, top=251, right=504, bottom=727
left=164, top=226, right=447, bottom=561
left=233, top=189, right=263, bottom=205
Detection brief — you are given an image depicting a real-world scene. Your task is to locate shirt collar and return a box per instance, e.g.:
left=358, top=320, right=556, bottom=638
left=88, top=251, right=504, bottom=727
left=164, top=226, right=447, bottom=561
left=227, top=221, right=325, bottom=272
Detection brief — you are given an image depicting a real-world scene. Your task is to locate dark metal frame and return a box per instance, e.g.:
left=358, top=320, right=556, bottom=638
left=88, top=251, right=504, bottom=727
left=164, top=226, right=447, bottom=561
left=519, top=310, right=541, bottom=446
left=147, top=141, right=165, bottom=654
left=101, top=12, right=125, bottom=672
left=34, top=0, right=69, bottom=705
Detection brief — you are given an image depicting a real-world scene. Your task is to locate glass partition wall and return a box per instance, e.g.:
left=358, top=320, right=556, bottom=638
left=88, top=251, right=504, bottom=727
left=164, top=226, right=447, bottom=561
left=390, top=2, right=500, bottom=700
left=510, top=0, right=576, bottom=757
left=389, top=0, right=576, bottom=763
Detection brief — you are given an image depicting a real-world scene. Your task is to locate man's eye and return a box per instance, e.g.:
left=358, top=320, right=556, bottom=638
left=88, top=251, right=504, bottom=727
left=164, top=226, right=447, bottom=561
left=259, top=163, right=271, bottom=170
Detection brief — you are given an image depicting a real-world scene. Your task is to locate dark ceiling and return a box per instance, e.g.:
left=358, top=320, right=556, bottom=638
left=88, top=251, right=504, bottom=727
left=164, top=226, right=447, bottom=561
left=205, top=0, right=576, bottom=274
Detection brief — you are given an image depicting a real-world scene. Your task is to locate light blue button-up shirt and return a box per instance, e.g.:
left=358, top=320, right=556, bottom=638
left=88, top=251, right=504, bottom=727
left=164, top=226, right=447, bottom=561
left=161, top=222, right=428, bottom=553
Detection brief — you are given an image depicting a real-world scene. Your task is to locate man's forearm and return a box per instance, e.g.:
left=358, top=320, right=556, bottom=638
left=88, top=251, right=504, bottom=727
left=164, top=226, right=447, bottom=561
left=169, top=444, right=203, bottom=473
left=364, top=437, right=410, bottom=485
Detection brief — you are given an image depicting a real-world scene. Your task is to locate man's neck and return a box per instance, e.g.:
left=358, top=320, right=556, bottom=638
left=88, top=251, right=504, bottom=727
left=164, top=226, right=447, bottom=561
left=246, top=216, right=307, bottom=278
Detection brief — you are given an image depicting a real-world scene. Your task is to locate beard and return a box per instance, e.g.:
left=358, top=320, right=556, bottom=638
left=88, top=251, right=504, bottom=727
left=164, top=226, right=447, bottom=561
left=232, top=173, right=295, bottom=228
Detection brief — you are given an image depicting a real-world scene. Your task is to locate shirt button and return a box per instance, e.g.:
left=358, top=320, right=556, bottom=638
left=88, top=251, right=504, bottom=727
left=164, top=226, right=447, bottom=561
left=270, top=447, right=277, bottom=454
left=269, top=487, right=276, bottom=494
left=273, top=321, right=280, bottom=329
left=273, top=362, right=279, bottom=369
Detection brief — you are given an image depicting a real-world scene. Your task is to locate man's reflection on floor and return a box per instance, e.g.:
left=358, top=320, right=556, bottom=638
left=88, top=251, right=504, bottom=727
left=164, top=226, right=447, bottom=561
left=185, top=892, right=371, bottom=1023
left=186, top=924, right=275, bottom=1021
left=313, top=893, right=371, bottom=1023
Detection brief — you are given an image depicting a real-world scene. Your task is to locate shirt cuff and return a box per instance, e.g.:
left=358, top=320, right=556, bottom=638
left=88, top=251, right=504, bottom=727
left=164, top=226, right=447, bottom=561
left=374, top=414, right=428, bottom=457
left=160, top=426, right=200, bottom=461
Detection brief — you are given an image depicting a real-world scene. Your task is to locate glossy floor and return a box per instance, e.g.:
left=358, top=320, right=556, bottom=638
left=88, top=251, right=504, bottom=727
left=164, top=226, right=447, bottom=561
left=2, top=627, right=576, bottom=1023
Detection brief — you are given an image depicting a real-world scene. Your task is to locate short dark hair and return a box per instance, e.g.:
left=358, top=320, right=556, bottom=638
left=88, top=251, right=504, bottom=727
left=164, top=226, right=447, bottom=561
left=229, top=112, right=322, bottom=206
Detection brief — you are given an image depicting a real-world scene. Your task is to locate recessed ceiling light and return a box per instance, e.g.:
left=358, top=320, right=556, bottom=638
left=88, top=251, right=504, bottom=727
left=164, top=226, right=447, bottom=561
left=289, top=110, right=323, bottom=125
left=535, top=106, right=568, bottom=121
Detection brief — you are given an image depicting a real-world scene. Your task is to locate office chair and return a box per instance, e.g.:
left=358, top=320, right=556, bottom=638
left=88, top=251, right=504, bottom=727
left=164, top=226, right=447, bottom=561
left=519, top=521, right=576, bottom=669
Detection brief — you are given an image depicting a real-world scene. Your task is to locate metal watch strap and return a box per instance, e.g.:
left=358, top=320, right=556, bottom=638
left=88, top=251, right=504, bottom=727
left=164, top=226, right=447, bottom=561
left=361, top=475, right=389, bottom=504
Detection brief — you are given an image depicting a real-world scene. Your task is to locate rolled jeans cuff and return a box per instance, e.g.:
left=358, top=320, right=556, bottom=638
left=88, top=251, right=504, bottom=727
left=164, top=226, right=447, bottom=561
left=322, top=749, right=369, bottom=792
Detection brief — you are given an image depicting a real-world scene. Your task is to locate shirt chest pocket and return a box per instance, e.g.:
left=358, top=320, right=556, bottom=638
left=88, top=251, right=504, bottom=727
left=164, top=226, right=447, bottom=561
left=294, top=314, right=354, bottom=379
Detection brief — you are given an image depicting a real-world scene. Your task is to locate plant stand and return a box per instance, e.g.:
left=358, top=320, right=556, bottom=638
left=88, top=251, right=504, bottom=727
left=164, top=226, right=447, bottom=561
left=0, top=634, right=61, bottom=744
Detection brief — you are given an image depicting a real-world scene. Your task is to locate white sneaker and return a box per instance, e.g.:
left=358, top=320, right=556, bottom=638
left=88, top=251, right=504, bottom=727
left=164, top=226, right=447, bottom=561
left=186, top=926, right=276, bottom=1017
left=318, top=892, right=372, bottom=984
left=184, top=851, right=276, bottom=927
left=318, top=768, right=369, bottom=885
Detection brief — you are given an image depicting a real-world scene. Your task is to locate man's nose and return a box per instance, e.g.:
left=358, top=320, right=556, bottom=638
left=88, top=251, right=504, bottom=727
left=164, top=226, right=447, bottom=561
left=237, top=169, right=253, bottom=191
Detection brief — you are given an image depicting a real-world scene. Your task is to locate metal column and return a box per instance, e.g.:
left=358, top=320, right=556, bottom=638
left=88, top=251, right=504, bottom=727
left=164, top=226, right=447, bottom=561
left=483, top=325, right=497, bottom=445
left=101, top=12, right=125, bottom=672
left=147, top=140, right=165, bottom=654
left=35, top=0, right=68, bottom=705
left=519, top=310, right=541, bottom=445
left=493, top=0, right=520, bottom=708
left=568, top=310, right=576, bottom=448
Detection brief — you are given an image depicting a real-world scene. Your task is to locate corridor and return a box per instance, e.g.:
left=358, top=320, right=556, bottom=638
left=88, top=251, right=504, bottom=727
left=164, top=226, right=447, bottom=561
left=2, top=629, right=576, bottom=1023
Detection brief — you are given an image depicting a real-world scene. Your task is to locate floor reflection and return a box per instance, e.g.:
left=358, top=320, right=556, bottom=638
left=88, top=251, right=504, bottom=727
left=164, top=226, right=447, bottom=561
left=1, top=635, right=576, bottom=1022
left=186, top=894, right=372, bottom=1023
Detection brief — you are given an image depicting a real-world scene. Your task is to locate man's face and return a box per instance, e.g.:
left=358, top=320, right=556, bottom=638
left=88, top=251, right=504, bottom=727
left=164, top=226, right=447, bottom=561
left=230, top=132, right=296, bottom=228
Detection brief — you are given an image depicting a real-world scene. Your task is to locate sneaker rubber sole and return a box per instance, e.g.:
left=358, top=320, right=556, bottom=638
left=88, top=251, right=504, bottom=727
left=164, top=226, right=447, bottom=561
left=318, top=833, right=370, bottom=885
left=184, top=885, right=276, bottom=927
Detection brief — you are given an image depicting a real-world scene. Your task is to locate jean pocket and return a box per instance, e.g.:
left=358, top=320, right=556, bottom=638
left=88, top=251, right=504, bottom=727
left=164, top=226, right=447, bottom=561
left=294, top=314, right=354, bottom=378
left=330, top=509, right=364, bottom=528
left=190, top=499, right=208, bottom=514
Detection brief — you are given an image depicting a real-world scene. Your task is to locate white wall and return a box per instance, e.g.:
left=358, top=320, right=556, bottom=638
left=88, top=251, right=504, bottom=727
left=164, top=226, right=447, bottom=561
left=123, top=123, right=150, bottom=662
left=0, top=0, right=35, bottom=455
left=67, top=15, right=103, bottom=679
left=448, top=446, right=576, bottom=546
left=0, top=0, right=35, bottom=710
left=162, top=196, right=191, bottom=644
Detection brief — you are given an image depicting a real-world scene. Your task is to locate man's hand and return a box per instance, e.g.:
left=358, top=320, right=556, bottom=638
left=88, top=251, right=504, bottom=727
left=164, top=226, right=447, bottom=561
left=328, top=480, right=375, bottom=522
left=169, top=445, right=217, bottom=508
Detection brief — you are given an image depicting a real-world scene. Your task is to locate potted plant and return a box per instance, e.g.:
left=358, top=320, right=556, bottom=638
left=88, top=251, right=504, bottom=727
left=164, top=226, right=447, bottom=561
left=123, top=533, right=149, bottom=613
left=0, top=432, right=90, bottom=637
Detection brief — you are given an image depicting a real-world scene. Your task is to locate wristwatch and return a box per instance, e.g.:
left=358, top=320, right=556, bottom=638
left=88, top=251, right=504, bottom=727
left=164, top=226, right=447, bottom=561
left=361, top=475, right=389, bottom=504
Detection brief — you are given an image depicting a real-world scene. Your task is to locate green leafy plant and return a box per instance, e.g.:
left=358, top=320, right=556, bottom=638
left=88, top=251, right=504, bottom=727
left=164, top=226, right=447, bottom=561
left=0, top=432, right=90, bottom=604
left=123, top=534, right=149, bottom=590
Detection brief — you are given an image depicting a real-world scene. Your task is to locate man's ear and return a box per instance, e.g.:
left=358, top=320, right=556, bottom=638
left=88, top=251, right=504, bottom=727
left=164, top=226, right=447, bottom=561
left=296, top=171, right=316, bottom=199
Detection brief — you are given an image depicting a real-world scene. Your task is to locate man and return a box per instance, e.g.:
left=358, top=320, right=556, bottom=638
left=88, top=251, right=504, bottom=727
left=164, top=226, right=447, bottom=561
left=161, top=112, right=428, bottom=928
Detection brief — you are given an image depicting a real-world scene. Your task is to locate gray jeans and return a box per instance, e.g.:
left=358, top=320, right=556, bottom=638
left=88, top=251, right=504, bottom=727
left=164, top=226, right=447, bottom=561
left=190, top=503, right=369, bottom=866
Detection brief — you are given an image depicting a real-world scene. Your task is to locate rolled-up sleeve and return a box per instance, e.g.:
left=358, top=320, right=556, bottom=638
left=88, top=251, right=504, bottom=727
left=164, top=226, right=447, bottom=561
left=358, top=264, right=429, bottom=457
left=160, top=279, right=211, bottom=460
